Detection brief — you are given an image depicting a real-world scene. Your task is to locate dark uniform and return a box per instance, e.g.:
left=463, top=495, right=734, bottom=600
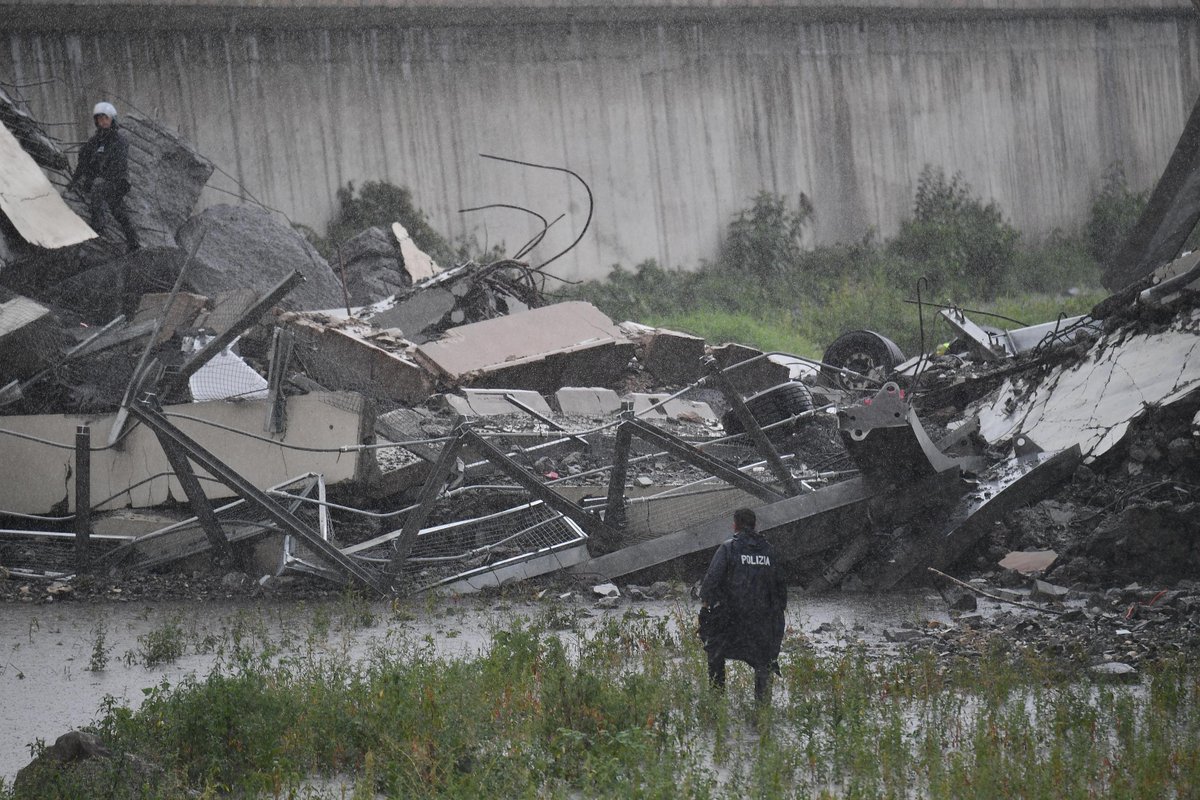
left=699, top=508, right=787, bottom=702
left=70, top=103, right=139, bottom=251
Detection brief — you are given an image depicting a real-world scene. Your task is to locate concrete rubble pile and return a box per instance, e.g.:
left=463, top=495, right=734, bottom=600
left=2, top=99, right=1200, bottom=618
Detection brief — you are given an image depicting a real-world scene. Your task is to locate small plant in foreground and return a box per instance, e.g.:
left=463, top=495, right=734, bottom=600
left=87, top=624, right=110, bottom=672
left=136, top=618, right=186, bottom=667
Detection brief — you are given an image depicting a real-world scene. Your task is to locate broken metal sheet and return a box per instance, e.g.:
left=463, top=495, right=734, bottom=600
left=999, top=315, right=1100, bottom=355
left=0, top=121, right=96, bottom=249
left=838, top=382, right=958, bottom=482
left=0, top=392, right=367, bottom=516
left=187, top=336, right=269, bottom=402
left=414, top=301, right=634, bottom=392
left=939, top=308, right=1006, bottom=361
left=975, top=317, right=1200, bottom=461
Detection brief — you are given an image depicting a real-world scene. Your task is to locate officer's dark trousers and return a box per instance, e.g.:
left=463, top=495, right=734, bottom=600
left=87, top=180, right=139, bottom=250
left=708, top=655, right=772, bottom=703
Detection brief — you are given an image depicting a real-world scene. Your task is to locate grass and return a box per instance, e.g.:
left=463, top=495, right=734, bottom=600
left=6, top=606, right=1199, bottom=799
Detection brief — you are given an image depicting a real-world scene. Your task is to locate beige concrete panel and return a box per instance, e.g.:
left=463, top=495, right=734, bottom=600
left=0, top=122, right=95, bottom=249
left=0, top=392, right=365, bottom=516
left=416, top=301, right=626, bottom=377
left=975, top=321, right=1200, bottom=461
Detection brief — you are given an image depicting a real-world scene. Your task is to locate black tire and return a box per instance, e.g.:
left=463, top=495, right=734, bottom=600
left=722, top=381, right=815, bottom=437
left=821, top=330, right=905, bottom=390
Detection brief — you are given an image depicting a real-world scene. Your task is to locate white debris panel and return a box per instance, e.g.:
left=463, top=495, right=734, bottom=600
left=976, top=313, right=1200, bottom=461
left=0, top=122, right=96, bottom=249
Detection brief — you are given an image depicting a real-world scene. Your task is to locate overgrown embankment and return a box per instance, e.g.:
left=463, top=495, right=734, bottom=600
left=570, top=165, right=1152, bottom=359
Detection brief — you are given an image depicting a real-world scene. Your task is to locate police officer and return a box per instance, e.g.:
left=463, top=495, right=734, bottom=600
left=70, top=101, right=139, bottom=251
left=699, top=507, right=787, bottom=702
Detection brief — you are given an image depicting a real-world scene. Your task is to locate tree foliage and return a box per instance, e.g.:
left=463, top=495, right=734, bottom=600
left=888, top=166, right=1019, bottom=298
left=1085, top=163, right=1148, bottom=266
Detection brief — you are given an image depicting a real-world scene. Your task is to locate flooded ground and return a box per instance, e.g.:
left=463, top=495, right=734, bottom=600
left=0, top=588, right=957, bottom=783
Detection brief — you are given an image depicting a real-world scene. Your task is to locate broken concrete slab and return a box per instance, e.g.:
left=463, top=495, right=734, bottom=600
left=628, top=392, right=718, bottom=424
left=283, top=313, right=433, bottom=405
left=555, top=387, right=622, bottom=417
left=0, top=289, right=60, bottom=383
left=1103, top=89, right=1200, bottom=292
left=0, top=392, right=367, bottom=516
left=1032, top=579, right=1071, bottom=601
left=709, top=342, right=791, bottom=394
left=999, top=550, right=1058, bottom=574
left=871, top=446, right=1081, bottom=589
left=441, top=388, right=554, bottom=418
left=0, top=120, right=95, bottom=249
left=414, top=301, right=633, bottom=393
left=975, top=317, right=1200, bottom=461
left=368, top=286, right=457, bottom=343
left=177, top=205, right=345, bottom=310
left=621, top=322, right=705, bottom=385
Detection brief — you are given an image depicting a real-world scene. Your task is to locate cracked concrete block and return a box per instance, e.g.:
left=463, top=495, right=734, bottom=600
left=627, top=392, right=717, bottom=423
left=998, top=550, right=1058, bottom=574
left=283, top=314, right=433, bottom=405
left=709, top=343, right=790, bottom=394
left=975, top=318, right=1200, bottom=461
left=554, top=387, right=622, bottom=417
left=1032, top=579, right=1071, bottom=601
left=414, top=302, right=633, bottom=393
left=439, top=388, right=552, bottom=418
left=624, top=324, right=705, bottom=385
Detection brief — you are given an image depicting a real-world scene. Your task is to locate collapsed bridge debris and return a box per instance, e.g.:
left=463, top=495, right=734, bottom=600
left=5, top=87, right=1200, bottom=601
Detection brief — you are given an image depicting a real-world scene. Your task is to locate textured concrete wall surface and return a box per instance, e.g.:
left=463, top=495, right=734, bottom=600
left=3, top=6, right=1198, bottom=280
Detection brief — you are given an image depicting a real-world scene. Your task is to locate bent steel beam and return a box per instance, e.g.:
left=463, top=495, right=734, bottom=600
left=838, top=382, right=958, bottom=483
left=129, top=395, right=388, bottom=594
left=703, top=355, right=802, bottom=495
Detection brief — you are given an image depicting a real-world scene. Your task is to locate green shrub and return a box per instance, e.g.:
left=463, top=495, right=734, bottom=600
left=718, top=191, right=813, bottom=279
left=1085, top=163, right=1148, bottom=265
left=888, top=166, right=1020, bottom=299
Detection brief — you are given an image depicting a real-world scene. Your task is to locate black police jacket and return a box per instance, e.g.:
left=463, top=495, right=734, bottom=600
left=698, top=530, right=787, bottom=668
left=72, top=124, right=130, bottom=195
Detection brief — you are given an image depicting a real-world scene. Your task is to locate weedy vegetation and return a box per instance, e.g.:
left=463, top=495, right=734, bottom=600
left=569, top=164, right=1144, bottom=358
left=5, top=605, right=1198, bottom=799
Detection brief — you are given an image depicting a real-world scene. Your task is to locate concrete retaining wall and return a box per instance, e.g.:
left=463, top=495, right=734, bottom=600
left=3, top=4, right=1198, bottom=279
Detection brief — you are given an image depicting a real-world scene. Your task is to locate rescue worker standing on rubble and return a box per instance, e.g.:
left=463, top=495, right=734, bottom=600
left=699, top=507, right=787, bottom=703
left=69, top=101, right=139, bottom=252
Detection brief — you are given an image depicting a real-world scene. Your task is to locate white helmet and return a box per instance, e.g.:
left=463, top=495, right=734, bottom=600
left=92, top=101, right=117, bottom=121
